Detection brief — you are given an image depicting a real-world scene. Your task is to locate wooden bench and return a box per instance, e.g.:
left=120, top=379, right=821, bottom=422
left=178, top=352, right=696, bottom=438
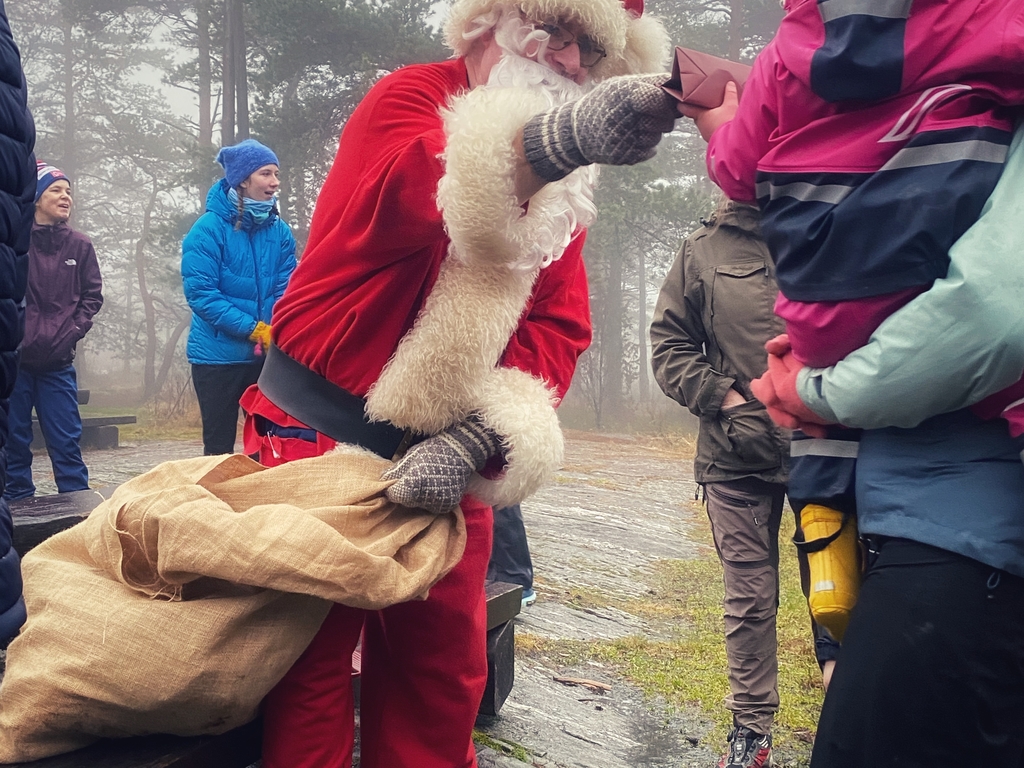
left=10, top=488, right=115, bottom=556
left=6, top=490, right=522, bottom=767
left=30, top=415, right=137, bottom=451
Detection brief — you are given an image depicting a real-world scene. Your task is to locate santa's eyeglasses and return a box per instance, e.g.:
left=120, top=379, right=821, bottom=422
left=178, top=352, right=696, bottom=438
left=532, top=21, right=607, bottom=68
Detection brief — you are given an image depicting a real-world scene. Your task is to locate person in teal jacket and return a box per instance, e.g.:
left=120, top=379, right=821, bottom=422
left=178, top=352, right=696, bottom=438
left=182, top=140, right=296, bottom=455
left=755, top=124, right=1024, bottom=766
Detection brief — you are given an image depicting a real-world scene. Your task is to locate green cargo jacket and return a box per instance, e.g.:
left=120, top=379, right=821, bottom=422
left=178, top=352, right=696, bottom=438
left=650, top=201, right=789, bottom=485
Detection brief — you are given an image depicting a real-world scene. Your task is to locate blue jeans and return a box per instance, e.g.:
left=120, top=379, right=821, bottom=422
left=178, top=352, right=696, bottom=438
left=487, top=504, right=534, bottom=592
left=5, top=365, right=89, bottom=500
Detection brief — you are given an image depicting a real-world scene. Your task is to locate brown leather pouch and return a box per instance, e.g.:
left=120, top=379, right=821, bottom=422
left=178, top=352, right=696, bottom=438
left=661, top=46, right=752, bottom=108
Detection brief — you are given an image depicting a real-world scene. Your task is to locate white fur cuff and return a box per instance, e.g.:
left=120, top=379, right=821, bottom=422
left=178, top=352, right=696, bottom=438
left=466, top=366, right=563, bottom=508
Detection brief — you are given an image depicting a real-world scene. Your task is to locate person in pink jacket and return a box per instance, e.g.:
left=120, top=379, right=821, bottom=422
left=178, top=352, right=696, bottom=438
left=682, top=0, right=1024, bottom=765
left=686, top=0, right=1024, bottom=514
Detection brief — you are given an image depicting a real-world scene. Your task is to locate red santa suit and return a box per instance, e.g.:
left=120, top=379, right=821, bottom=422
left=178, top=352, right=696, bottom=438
left=243, top=59, right=591, bottom=768
left=240, top=4, right=668, bottom=767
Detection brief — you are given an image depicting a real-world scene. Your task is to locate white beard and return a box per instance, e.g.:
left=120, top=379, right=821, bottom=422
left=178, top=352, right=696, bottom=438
left=486, top=10, right=592, bottom=105
left=472, top=14, right=599, bottom=271
left=485, top=53, right=586, bottom=106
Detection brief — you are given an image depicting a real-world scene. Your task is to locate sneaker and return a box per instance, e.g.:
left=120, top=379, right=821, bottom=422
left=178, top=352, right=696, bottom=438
left=718, top=726, right=772, bottom=768
left=521, top=588, right=537, bottom=609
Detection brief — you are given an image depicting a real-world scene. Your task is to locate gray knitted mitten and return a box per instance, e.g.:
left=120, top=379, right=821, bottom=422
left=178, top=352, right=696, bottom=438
left=381, top=417, right=502, bottom=514
left=523, top=74, right=677, bottom=182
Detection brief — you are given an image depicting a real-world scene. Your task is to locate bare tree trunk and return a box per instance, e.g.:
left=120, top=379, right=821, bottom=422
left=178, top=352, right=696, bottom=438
left=232, top=0, right=249, bottom=140
left=61, top=2, right=77, bottom=224
left=728, top=0, right=745, bottom=60
left=279, top=78, right=301, bottom=237
left=152, top=318, right=191, bottom=400
left=602, top=231, right=625, bottom=420
left=122, top=259, right=133, bottom=376
left=197, top=0, right=213, bottom=147
left=638, top=246, right=649, bottom=404
left=134, top=181, right=160, bottom=400
left=196, top=0, right=214, bottom=207
left=293, top=166, right=308, bottom=253
left=590, top=345, right=604, bottom=429
left=221, top=0, right=235, bottom=146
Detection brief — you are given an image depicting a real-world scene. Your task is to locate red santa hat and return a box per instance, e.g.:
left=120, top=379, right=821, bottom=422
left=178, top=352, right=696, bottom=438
left=444, top=0, right=670, bottom=78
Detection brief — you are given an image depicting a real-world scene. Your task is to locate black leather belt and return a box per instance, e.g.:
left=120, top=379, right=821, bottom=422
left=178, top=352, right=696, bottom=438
left=257, top=343, right=420, bottom=459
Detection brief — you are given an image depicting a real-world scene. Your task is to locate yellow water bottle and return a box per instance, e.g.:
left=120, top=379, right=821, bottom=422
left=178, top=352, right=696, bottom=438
left=797, top=504, right=861, bottom=642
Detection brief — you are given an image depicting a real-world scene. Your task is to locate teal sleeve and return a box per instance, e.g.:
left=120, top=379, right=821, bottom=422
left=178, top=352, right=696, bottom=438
left=797, top=124, right=1024, bottom=429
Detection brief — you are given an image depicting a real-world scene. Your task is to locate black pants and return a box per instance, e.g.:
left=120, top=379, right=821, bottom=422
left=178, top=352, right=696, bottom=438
left=486, top=504, right=533, bottom=591
left=191, top=361, right=264, bottom=455
left=812, top=537, right=1024, bottom=768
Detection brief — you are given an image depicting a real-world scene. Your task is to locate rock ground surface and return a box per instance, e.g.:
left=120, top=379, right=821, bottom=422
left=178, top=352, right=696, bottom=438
left=24, top=428, right=810, bottom=767
left=474, top=430, right=722, bottom=768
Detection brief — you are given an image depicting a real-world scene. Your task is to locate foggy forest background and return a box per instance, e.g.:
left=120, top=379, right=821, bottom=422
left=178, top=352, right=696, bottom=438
left=7, top=0, right=782, bottom=433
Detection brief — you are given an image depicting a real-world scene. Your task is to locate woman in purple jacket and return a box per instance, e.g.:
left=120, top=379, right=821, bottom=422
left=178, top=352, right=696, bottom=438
left=4, top=163, right=103, bottom=501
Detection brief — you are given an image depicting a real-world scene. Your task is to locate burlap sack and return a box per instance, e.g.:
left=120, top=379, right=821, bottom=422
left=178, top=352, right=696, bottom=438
left=0, top=449, right=466, bottom=762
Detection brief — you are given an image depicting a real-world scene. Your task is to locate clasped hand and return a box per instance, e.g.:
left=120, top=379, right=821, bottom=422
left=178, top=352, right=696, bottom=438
left=749, top=334, right=834, bottom=438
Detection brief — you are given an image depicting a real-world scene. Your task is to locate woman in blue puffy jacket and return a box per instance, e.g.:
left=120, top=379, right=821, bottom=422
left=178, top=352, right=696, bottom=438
left=182, top=140, right=296, bottom=455
left=0, top=0, right=36, bottom=645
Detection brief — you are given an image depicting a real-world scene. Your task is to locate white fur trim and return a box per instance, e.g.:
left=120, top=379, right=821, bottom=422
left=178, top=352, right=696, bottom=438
left=467, top=366, right=563, bottom=507
left=366, top=67, right=592, bottom=504
left=602, top=14, right=671, bottom=78
left=436, top=87, right=547, bottom=268
left=445, top=0, right=669, bottom=78
left=326, top=442, right=386, bottom=461
left=438, top=83, right=597, bottom=272
left=365, top=256, right=536, bottom=434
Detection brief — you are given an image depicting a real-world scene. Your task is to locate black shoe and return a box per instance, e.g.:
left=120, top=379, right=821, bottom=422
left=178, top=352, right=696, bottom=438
left=718, top=726, right=772, bottom=767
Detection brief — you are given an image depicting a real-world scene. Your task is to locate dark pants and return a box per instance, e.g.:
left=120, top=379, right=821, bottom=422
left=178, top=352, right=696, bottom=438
left=812, top=538, right=1024, bottom=768
left=487, top=503, right=533, bottom=592
left=191, top=361, right=263, bottom=455
left=5, top=365, right=88, bottom=500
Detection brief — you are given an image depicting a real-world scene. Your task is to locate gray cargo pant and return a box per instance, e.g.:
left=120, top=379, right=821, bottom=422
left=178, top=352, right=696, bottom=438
left=705, top=478, right=786, bottom=736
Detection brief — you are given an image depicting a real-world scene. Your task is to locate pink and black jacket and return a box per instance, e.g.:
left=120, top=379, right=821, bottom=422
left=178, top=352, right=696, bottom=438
left=707, top=0, right=1024, bottom=304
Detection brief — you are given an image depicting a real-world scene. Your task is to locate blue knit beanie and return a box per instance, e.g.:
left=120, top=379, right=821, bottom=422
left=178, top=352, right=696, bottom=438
left=215, top=140, right=279, bottom=189
left=36, top=162, right=69, bottom=202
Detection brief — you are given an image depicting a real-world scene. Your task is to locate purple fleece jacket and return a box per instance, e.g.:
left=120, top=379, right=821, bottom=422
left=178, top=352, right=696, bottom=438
left=21, top=221, right=103, bottom=373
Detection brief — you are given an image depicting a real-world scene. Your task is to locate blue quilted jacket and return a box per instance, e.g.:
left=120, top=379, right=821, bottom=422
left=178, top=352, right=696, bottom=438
left=182, top=179, right=296, bottom=365
left=0, top=0, right=35, bottom=645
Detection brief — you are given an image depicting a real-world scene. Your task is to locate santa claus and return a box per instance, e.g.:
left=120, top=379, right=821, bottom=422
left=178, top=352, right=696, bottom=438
left=240, top=0, right=674, bottom=764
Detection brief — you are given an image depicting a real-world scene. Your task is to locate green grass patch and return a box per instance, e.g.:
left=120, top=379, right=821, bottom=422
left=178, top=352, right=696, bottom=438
left=519, top=506, right=822, bottom=759
left=80, top=405, right=202, bottom=442
left=472, top=730, right=533, bottom=762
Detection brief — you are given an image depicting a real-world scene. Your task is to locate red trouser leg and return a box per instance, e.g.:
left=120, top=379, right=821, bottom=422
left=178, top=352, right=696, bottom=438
left=254, top=428, right=363, bottom=768
left=251, top=425, right=492, bottom=767
left=358, top=497, right=493, bottom=768
left=261, top=603, right=364, bottom=768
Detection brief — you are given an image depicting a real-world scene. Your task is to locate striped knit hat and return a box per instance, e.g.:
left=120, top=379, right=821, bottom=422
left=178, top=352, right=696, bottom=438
left=35, top=162, right=69, bottom=202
